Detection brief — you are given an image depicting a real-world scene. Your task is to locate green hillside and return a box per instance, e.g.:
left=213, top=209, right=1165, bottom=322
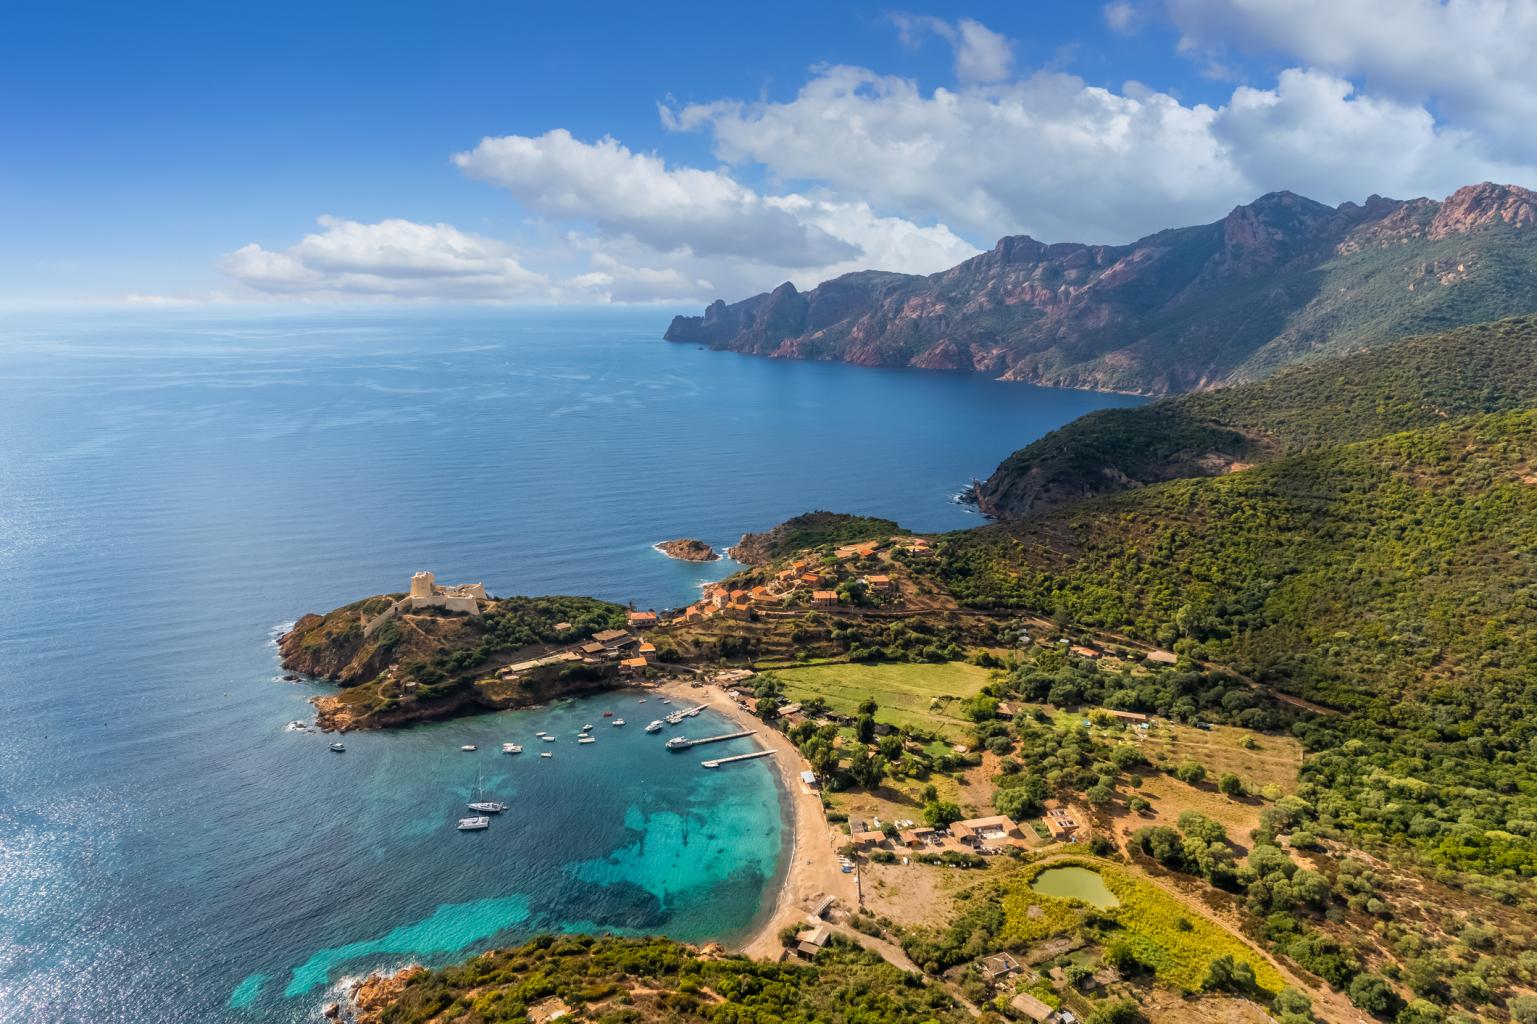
left=978, top=314, right=1537, bottom=517
left=941, top=409, right=1537, bottom=877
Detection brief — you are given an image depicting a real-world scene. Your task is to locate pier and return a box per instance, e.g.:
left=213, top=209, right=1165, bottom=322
left=666, top=729, right=755, bottom=750
left=702, top=750, right=775, bottom=768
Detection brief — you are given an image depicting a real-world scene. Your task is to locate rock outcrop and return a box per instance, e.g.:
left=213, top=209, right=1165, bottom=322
left=655, top=538, right=720, bottom=561
left=667, top=184, right=1537, bottom=396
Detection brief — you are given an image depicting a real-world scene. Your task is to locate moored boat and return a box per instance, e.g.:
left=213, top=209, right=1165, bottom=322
left=613, top=718, right=625, bottom=726
left=502, top=742, right=522, bottom=754
left=461, top=744, right=477, bottom=752
left=645, top=720, right=664, bottom=733
left=329, top=741, right=346, bottom=752
left=457, top=816, right=490, bottom=831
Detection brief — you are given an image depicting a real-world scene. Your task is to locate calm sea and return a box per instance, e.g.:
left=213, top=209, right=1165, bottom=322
left=0, top=308, right=1142, bottom=1022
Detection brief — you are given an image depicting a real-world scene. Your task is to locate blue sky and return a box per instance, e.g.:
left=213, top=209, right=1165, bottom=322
left=4, top=0, right=1535, bottom=306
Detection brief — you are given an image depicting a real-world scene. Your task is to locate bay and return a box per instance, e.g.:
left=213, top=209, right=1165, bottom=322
left=0, top=307, right=1142, bottom=1022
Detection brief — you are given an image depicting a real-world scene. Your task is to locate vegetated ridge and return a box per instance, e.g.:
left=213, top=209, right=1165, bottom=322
left=974, top=313, right=1537, bottom=517
left=667, top=183, right=1537, bottom=396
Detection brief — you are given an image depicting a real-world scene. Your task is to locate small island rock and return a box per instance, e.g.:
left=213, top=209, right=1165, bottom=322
left=656, top=538, right=720, bottom=562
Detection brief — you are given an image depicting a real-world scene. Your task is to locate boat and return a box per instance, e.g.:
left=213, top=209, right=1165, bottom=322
left=660, top=699, right=671, bottom=704
left=666, top=736, right=691, bottom=750
left=457, top=816, right=490, bottom=831
left=461, top=744, right=477, bottom=752
left=329, top=741, right=346, bottom=752
left=540, top=752, right=552, bottom=758
left=637, top=698, right=646, bottom=703
left=602, top=711, right=613, bottom=718
left=581, top=723, right=593, bottom=731
left=534, top=731, right=547, bottom=737
left=612, top=719, right=625, bottom=727
left=645, top=720, right=664, bottom=733
left=502, top=742, right=522, bottom=754
left=542, top=735, right=555, bottom=742
left=578, top=736, right=596, bottom=745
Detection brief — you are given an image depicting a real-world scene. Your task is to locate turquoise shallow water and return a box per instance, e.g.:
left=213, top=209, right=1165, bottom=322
left=0, top=308, right=1141, bottom=1022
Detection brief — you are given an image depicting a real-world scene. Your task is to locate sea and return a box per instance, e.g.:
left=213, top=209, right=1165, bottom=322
left=0, top=307, right=1142, bottom=1022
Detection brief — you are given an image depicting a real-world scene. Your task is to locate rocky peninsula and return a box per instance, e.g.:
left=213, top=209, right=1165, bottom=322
left=655, top=538, right=719, bottom=561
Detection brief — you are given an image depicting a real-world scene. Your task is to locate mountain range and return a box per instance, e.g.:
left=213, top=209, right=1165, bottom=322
left=666, top=183, right=1537, bottom=396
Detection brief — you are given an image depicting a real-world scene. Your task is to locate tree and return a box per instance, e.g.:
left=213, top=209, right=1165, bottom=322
left=855, top=714, right=876, bottom=744
left=848, top=750, right=887, bottom=791
left=922, top=799, right=962, bottom=828
left=1173, top=761, right=1206, bottom=784
left=1510, top=995, right=1537, bottom=1024
left=857, top=697, right=878, bottom=717
left=1218, top=773, right=1245, bottom=797
left=1084, top=997, right=1142, bottom=1024
left=756, top=695, right=784, bottom=722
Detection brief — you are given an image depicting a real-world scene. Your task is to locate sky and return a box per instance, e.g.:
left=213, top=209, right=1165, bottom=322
left=4, top=0, right=1537, bottom=307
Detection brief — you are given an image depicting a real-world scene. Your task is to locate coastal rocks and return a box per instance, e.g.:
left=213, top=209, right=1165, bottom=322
left=656, top=538, right=720, bottom=562
left=348, top=965, right=426, bottom=1024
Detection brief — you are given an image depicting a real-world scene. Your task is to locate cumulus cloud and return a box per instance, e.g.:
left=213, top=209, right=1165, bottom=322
left=217, top=216, right=555, bottom=301
left=1169, top=0, right=1537, bottom=160
left=453, top=129, right=865, bottom=266
left=892, top=14, right=1014, bottom=83
left=667, top=60, right=1530, bottom=244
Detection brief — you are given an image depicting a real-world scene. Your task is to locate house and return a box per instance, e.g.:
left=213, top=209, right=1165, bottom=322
left=578, top=641, right=608, bottom=659
left=864, top=574, right=893, bottom=592
left=850, top=829, right=886, bottom=849
left=775, top=567, right=799, bottom=585
left=800, top=572, right=826, bottom=587
left=593, top=629, right=638, bottom=652
left=795, top=924, right=830, bottom=958
left=1146, top=648, right=1179, bottom=665
left=835, top=540, right=881, bottom=559
left=1043, top=806, right=1080, bottom=840
left=996, top=701, right=1017, bottom=720
left=1108, top=709, right=1148, bottom=723
left=777, top=702, right=803, bottom=717
left=899, top=826, right=937, bottom=847
left=979, top=951, right=1022, bottom=984
left=723, top=601, right=753, bottom=621
left=951, top=816, right=1018, bottom=846
left=902, top=536, right=931, bottom=552
left=812, top=589, right=839, bottom=607
left=1070, top=645, right=1102, bottom=659
left=800, top=769, right=818, bottom=788
left=1010, top=992, right=1055, bottom=1022
left=619, top=656, right=649, bottom=675
left=627, top=609, right=658, bottom=628
left=637, top=641, right=657, bottom=660
left=750, top=585, right=775, bottom=603
left=527, top=996, right=571, bottom=1023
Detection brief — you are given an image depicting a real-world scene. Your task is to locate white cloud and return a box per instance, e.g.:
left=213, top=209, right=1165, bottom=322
left=1169, top=0, right=1537, bottom=160
left=453, top=129, right=857, bottom=265
left=217, top=216, right=556, bottom=301
left=1102, top=2, right=1148, bottom=35
left=892, top=14, right=1014, bottom=83
left=668, top=61, right=1530, bottom=244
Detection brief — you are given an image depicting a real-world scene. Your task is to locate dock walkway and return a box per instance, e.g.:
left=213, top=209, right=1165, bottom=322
left=702, top=750, right=776, bottom=769
left=666, top=729, right=755, bottom=750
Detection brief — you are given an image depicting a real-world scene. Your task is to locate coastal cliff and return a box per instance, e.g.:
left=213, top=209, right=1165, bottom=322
left=279, top=592, right=628, bottom=730
left=667, top=183, right=1537, bottom=396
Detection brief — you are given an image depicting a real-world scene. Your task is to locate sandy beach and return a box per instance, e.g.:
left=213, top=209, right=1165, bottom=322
left=649, top=677, right=857, bottom=959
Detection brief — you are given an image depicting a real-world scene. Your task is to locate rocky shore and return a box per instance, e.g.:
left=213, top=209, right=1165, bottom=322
left=654, top=538, right=719, bottom=561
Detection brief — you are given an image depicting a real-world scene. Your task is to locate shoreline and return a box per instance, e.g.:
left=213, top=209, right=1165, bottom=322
left=648, top=676, right=856, bottom=959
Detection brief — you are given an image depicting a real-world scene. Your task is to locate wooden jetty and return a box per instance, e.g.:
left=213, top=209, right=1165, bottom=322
left=702, top=750, right=775, bottom=769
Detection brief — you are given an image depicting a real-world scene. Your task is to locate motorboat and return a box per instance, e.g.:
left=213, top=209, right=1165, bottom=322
left=645, top=720, right=664, bottom=733
left=502, top=742, right=522, bottom=754
left=461, top=744, right=477, bottom=752
left=602, top=711, right=613, bottom=718
left=578, top=736, right=596, bottom=745
left=581, top=723, right=593, bottom=731
left=612, top=719, right=625, bottom=727
left=457, top=816, right=491, bottom=831
left=665, top=736, right=691, bottom=750
left=540, top=751, right=552, bottom=758
left=542, top=735, right=555, bottom=742
left=329, top=742, right=346, bottom=752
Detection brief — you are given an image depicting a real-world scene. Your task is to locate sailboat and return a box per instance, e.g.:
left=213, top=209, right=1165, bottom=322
left=467, top=775, right=507, bottom=814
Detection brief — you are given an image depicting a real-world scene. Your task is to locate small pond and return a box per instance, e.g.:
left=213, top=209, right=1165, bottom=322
left=1030, top=866, right=1120, bottom=909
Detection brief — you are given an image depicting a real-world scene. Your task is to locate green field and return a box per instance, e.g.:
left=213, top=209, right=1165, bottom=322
left=770, top=660, right=991, bottom=740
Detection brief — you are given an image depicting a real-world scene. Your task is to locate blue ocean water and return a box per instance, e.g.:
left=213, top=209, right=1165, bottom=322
left=0, top=308, right=1142, bottom=1022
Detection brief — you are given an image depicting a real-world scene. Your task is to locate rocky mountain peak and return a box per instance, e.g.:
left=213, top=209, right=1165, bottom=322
left=1428, top=182, right=1537, bottom=238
